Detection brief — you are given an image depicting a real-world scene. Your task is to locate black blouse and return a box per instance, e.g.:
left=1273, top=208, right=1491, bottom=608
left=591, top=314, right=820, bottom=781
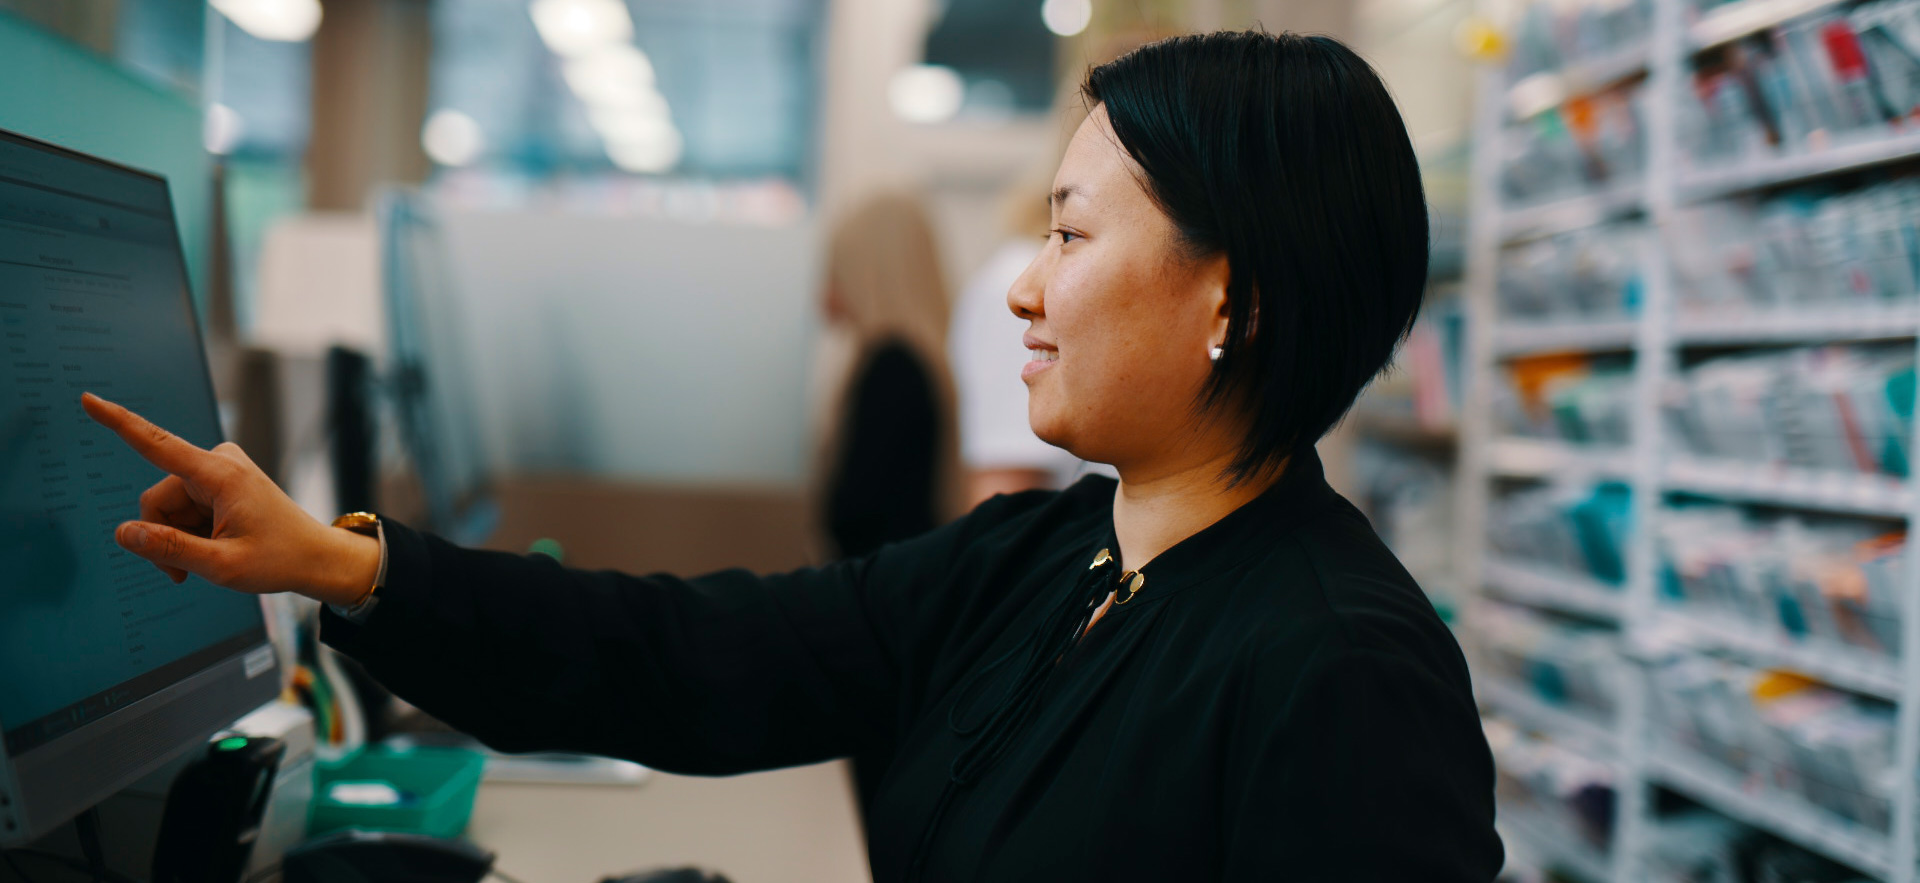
left=321, top=447, right=1503, bottom=882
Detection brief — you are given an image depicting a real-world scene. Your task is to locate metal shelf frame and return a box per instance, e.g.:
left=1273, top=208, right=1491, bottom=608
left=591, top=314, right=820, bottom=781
left=1483, top=557, right=1627, bottom=622
left=1655, top=609, right=1903, bottom=700
left=1647, top=748, right=1896, bottom=877
left=1460, top=1, right=1920, bottom=879
left=1498, top=809, right=1616, bottom=883
left=1479, top=675, right=1621, bottom=757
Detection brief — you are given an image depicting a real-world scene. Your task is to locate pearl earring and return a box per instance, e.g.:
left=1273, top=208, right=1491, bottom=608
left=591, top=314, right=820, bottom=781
left=1209, top=345, right=1224, bottom=362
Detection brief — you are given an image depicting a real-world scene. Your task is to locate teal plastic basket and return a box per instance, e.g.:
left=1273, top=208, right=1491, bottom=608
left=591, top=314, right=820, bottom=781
left=309, top=745, right=486, bottom=839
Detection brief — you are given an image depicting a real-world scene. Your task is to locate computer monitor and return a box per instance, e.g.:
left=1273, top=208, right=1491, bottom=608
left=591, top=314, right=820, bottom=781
left=0, top=128, right=278, bottom=846
left=378, top=191, right=497, bottom=546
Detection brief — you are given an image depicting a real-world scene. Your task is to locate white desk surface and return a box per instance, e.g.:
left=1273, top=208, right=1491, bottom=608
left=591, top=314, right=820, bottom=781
left=468, top=759, right=873, bottom=883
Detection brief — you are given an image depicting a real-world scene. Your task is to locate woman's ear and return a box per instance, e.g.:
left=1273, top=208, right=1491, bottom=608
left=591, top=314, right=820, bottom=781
left=1202, top=253, right=1232, bottom=352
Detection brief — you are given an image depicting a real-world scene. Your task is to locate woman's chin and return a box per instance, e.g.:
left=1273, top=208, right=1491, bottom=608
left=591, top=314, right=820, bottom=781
left=1026, top=412, right=1076, bottom=454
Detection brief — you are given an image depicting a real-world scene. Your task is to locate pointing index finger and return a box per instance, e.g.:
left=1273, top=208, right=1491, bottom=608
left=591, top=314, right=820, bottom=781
left=80, top=393, right=219, bottom=482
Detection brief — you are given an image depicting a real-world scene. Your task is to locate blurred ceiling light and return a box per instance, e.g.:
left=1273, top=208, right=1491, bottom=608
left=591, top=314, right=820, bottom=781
left=1040, top=0, right=1092, bottom=37
left=204, top=104, right=245, bottom=155
left=589, top=106, right=676, bottom=145
left=529, top=0, right=633, bottom=58
left=563, top=44, right=659, bottom=108
left=422, top=109, right=486, bottom=167
left=210, top=0, right=322, bottom=42
left=606, top=127, right=684, bottom=174
left=888, top=65, right=965, bottom=124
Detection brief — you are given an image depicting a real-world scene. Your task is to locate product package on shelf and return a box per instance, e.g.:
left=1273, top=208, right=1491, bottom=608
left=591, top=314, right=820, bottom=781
left=1659, top=502, right=1907, bottom=657
left=1649, top=655, right=1897, bottom=832
left=1664, top=345, right=1917, bottom=477
left=1351, top=443, right=1458, bottom=614
left=1351, top=286, right=1466, bottom=430
left=1682, top=0, right=1920, bottom=168
left=1480, top=601, right=1626, bottom=723
left=1508, top=0, right=1654, bottom=81
left=1500, top=222, right=1646, bottom=321
left=1497, top=354, right=1636, bottom=445
left=1491, top=480, right=1635, bottom=585
left=1487, top=717, right=1617, bottom=857
left=1502, top=85, right=1650, bottom=205
left=1669, top=178, right=1920, bottom=316
left=1645, top=806, right=1872, bottom=883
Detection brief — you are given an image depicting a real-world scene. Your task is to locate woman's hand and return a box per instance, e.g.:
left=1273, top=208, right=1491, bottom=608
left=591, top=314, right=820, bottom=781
left=80, top=392, right=381, bottom=606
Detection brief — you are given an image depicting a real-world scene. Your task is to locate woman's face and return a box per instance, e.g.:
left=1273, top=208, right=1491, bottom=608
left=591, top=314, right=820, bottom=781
left=1008, top=105, right=1236, bottom=476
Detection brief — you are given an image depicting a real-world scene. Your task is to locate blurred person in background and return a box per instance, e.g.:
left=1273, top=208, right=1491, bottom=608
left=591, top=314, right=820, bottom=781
left=815, top=192, right=962, bottom=560
left=82, top=31, right=1501, bottom=881
left=813, top=191, right=962, bottom=820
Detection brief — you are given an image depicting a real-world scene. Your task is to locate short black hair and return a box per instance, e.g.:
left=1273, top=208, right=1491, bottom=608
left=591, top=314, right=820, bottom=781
left=1083, top=31, right=1428, bottom=480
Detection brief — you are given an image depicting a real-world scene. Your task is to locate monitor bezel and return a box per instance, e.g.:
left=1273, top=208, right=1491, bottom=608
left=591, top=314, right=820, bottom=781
left=378, top=189, right=499, bottom=546
left=0, top=125, right=278, bottom=847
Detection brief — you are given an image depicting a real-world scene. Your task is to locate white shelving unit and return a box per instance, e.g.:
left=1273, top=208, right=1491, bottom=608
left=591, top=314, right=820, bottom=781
left=1492, top=318, right=1638, bottom=357
left=1671, top=306, right=1920, bottom=345
left=1483, top=556, right=1627, bottom=622
left=1479, top=675, right=1621, bottom=757
left=1499, top=810, right=1616, bottom=882
left=1663, top=458, right=1913, bottom=518
left=1656, top=609, right=1903, bottom=699
left=1646, top=748, right=1897, bottom=878
left=1461, top=1, right=1920, bottom=880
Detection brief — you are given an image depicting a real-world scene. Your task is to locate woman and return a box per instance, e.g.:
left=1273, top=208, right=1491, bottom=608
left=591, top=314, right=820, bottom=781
left=84, top=32, right=1502, bottom=881
left=815, top=192, right=961, bottom=560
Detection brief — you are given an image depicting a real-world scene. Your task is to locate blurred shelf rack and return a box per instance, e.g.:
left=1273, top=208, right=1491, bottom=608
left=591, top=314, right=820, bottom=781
left=1497, top=184, right=1642, bottom=242
left=1645, top=748, right=1893, bottom=878
left=1477, top=676, right=1620, bottom=757
left=1662, top=458, right=1912, bottom=517
left=1654, top=609, right=1903, bottom=699
left=1491, top=319, right=1638, bottom=356
left=1483, top=557, right=1626, bottom=621
left=1345, top=409, right=1458, bottom=448
left=1686, top=0, right=1849, bottom=51
left=1498, top=809, right=1616, bottom=883
left=1672, top=306, right=1920, bottom=345
left=1675, top=130, right=1920, bottom=202
left=1487, top=437, right=1633, bottom=480
left=1506, top=45, right=1651, bottom=119
left=1462, top=1, right=1920, bottom=880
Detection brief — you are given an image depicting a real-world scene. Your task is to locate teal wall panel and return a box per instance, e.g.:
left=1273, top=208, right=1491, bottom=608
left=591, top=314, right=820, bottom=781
left=0, top=11, right=209, bottom=302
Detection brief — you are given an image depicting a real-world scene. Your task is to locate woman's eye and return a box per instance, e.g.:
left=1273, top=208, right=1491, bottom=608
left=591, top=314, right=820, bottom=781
left=1054, top=229, right=1079, bottom=245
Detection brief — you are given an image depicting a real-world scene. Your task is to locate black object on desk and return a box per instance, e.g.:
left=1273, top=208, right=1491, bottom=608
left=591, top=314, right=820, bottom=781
left=327, top=345, right=378, bottom=514
left=283, top=829, right=494, bottom=883
left=151, top=735, right=286, bottom=883
left=600, top=870, right=733, bottom=883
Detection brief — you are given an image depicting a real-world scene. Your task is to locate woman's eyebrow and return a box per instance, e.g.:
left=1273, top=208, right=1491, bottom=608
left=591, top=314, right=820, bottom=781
left=1050, top=185, right=1080, bottom=208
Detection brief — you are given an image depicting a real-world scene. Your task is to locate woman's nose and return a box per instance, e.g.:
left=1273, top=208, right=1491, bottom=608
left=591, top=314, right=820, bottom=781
left=1006, top=249, right=1045, bottom=320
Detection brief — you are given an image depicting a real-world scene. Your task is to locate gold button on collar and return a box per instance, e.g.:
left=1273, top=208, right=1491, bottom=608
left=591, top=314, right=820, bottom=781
left=1089, top=548, right=1113, bottom=570
left=1114, top=571, right=1145, bottom=605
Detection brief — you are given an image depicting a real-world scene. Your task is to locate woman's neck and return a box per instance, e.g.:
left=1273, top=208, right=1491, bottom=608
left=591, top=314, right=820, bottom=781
left=1110, top=451, right=1284, bottom=572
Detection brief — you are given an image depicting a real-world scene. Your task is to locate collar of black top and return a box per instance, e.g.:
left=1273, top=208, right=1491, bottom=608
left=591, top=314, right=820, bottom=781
left=1088, top=446, right=1335, bottom=606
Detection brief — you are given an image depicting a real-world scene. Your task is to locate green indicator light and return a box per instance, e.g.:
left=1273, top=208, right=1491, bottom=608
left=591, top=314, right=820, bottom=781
left=216, top=737, right=249, bottom=752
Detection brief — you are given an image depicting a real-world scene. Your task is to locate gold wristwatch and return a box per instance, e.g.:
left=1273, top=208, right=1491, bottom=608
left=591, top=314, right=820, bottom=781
left=330, top=511, right=383, bottom=610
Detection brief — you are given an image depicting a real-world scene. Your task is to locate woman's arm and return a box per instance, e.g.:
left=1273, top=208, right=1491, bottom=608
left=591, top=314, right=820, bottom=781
left=1223, top=644, right=1504, bottom=881
left=78, top=391, right=991, bottom=776
left=321, top=520, right=944, bottom=773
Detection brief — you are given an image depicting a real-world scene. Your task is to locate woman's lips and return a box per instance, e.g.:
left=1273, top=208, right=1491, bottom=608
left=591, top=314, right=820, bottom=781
left=1022, top=348, right=1058, bottom=380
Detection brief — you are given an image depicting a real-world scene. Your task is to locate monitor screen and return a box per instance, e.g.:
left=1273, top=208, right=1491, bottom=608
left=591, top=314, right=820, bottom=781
left=0, top=131, right=269, bottom=763
left=381, top=192, right=495, bottom=545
